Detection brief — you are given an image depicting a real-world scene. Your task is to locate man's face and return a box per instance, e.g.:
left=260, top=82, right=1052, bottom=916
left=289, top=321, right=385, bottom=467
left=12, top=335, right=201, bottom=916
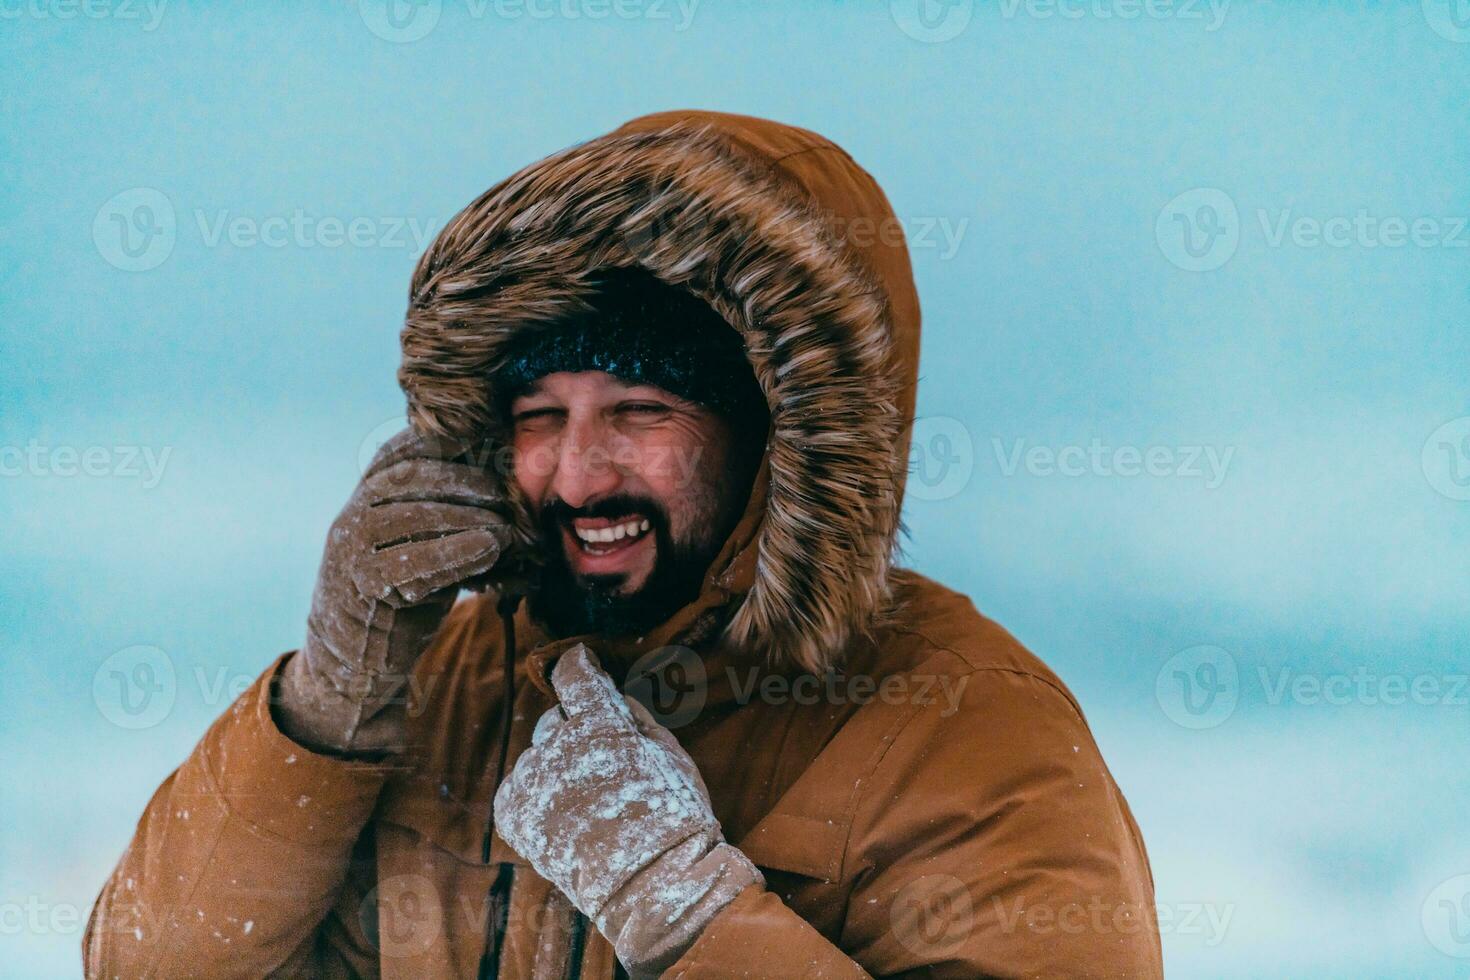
left=510, top=371, right=744, bottom=637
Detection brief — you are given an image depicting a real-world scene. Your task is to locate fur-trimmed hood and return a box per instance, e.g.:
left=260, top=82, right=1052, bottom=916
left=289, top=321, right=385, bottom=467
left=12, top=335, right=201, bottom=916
left=399, top=110, right=921, bottom=675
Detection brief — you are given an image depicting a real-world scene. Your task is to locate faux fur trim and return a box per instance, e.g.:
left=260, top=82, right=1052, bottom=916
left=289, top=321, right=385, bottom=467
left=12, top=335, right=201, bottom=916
left=399, top=119, right=905, bottom=674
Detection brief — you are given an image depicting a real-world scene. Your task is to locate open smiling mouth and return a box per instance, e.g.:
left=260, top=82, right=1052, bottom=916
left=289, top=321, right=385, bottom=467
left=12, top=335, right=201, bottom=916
left=565, top=515, right=654, bottom=557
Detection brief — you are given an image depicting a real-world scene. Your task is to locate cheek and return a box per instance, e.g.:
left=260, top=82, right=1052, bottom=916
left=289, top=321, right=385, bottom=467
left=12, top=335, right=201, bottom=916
left=623, top=424, right=730, bottom=531
left=617, top=432, right=676, bottom=499
left=510, top=432, right=554, bottom=506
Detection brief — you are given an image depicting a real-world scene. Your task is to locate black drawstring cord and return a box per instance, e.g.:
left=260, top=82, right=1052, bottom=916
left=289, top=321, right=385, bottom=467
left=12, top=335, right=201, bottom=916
left=478, top=589, right=523, bottom=980
left=483, top=589, right=521, bottom=860
left=566, top=913, right=588, bottom=980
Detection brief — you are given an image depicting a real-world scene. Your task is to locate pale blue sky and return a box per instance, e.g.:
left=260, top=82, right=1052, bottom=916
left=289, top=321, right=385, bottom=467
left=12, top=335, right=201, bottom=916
left=2, top=3, right=1468, bottom=976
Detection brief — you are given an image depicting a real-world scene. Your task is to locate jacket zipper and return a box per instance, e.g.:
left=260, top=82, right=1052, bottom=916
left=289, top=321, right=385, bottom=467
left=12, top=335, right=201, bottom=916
left=477, top=863, right=516, bottom=979
left=478, top=592, right=524, bottom=978
left=564, top=912, right=587, bottom=980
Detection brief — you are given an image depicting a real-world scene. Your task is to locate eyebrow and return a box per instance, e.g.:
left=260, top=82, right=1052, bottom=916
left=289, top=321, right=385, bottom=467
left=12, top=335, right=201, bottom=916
left=511, top=378, right=547, bottom=400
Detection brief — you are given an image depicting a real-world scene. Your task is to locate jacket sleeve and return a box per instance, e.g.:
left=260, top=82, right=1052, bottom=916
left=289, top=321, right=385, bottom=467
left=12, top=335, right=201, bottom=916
left=83, top=653, right=399, bottom=979
left=666, top=668, right=1164, bottom=979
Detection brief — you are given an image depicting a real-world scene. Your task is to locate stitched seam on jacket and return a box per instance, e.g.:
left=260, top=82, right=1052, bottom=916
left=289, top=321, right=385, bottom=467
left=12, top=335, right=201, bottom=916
left=832, top=696, right=930, bottom=883
left=883, top=622, right=1089, bottom=720
left=137, top=809, right=230, bottom=979
left=199, top=721, right=377, bottom=850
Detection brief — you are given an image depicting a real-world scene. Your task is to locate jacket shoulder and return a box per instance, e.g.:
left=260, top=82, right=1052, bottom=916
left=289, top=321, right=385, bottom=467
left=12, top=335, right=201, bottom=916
left=874, top=568, right=1084, bottom=717
left=836, top=575, right=1162, bottom=974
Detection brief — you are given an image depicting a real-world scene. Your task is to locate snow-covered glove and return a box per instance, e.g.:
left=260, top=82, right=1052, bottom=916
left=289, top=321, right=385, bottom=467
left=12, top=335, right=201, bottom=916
left=493, top=645, right=762, bottom=978
left=275, top=427, right=522, bottom=755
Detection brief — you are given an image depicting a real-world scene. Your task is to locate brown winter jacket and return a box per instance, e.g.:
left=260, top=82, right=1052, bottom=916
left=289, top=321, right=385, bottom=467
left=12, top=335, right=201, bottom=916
left=85, top=110, right=1163, bottom=979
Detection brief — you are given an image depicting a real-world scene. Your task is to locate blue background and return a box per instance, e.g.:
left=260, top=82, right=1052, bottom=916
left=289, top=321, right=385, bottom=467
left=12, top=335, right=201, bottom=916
left=3, top=2, right=1468, bottom=976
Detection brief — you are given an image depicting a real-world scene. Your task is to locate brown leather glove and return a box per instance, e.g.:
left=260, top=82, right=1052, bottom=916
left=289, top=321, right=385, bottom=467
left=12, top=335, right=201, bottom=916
left=493, top=645, right=762, bottom=978
left=275, top=428, right=520, bottom=756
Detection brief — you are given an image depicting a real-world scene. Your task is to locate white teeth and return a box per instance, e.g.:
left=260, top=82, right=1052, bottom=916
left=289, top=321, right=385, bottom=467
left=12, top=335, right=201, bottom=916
left=574, top=519, right=649, bottom=545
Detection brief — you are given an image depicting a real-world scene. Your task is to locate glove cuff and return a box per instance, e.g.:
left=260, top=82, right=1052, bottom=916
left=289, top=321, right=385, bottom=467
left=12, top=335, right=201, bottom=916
left=598, top=837, right=763, bottom=979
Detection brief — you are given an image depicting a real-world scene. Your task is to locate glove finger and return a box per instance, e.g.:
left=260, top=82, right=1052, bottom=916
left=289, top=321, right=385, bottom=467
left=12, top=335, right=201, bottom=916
left=364, top=427, right=481, bottom=479
left=357, top=501, right=512, bottom=602
left=355, top=526, right=510, bottom=605
left=623, top=695, right=676, bottom=747
left=551, top=645, right=636, bottom=725
left=364, top=457, right=509, bottom=507
left=531, top=705, right=568, bottom=747
left=397, top=526, right=512, bottom=604
left=364, top=500, right=511, bottom=549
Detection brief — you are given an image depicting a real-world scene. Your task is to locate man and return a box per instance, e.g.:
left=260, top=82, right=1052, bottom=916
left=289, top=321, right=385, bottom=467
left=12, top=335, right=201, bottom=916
left=86, top=110, right=1163, bottom=978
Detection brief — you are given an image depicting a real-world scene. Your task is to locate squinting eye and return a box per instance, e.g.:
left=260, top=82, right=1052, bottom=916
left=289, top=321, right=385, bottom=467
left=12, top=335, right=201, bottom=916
left=619, top=402, right=670, bottom=416
left=513, top=408, right=564, bottom=427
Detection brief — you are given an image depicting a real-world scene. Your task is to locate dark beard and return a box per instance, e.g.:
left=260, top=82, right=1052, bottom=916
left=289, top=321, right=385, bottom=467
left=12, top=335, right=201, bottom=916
left=528, top=493, right=722, bottom=639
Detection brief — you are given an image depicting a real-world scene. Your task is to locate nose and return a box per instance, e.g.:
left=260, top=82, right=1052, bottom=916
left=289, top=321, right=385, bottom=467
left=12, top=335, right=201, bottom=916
left=547, top=413, right=622, bottom=509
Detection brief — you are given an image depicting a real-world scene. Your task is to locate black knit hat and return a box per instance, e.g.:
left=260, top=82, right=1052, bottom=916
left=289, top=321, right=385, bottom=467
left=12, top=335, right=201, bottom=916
left=494, top=267, right=769, bottom=433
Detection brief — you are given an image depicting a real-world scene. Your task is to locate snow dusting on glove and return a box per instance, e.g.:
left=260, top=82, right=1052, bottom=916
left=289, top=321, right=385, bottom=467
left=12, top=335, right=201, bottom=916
left=276, top=427, right=521, bottom=755
left=493, top=644, right=762, bottom=978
